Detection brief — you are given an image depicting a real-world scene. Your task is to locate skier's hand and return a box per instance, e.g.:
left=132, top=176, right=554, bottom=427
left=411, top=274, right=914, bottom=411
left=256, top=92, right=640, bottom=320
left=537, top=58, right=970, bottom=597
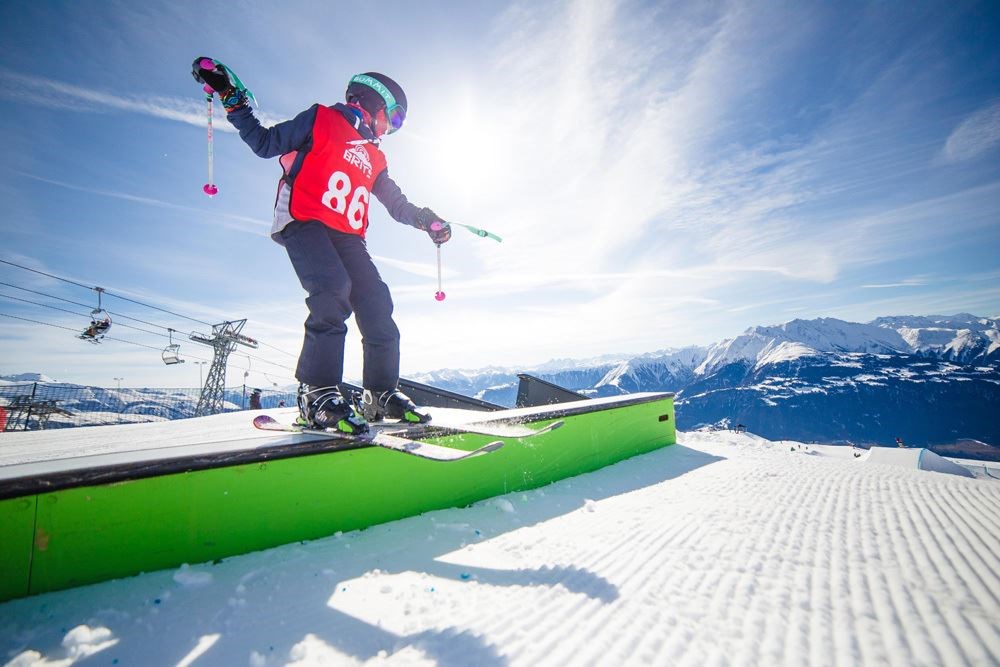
left=191, top=57, right=232, bottom=92
left=428, top=221, right=452, bottom=244
left=191, top=57, right=247, bottom=112
left=416, top=208, right=452, bottom=244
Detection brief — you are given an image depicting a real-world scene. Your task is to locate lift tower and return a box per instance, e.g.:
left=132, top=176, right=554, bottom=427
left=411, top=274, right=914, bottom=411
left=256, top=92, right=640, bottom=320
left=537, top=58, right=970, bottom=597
left=190, top=319, right=259, bottom=416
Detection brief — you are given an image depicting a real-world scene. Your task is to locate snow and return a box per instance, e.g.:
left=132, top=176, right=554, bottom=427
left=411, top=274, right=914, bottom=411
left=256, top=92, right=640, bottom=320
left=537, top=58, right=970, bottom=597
left=406, top=315, right=996, bottom=396
left=696, top=318, right=913, bottom=374
left=593, top=314, right=1000, bottom=381
left=2, top=428, right=999, bottom=666
left=752, top=340, right=818, bottom=370
left=0, top=373, right=56, bottom=384
left=4, top=625, right=119, bottom=666
left=864, top=446, right=975, bottom=477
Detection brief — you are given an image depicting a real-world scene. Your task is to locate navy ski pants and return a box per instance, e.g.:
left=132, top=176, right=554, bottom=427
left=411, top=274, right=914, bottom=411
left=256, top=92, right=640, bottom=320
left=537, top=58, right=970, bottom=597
left=281, top=221, right=400, bottom=391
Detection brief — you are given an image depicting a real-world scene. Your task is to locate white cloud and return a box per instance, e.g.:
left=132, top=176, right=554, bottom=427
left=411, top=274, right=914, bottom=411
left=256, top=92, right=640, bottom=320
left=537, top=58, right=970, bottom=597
left=0, top=69, right=287, bottom=131
left=382, top=0, right=1000, bottom=370
left=861, top=278, right=927, bottom=289
left=942, top=99, right=1000, bottom=162
left=4, top=2, right=998, bottom=382
left=13, top=171, right=272, bottom=234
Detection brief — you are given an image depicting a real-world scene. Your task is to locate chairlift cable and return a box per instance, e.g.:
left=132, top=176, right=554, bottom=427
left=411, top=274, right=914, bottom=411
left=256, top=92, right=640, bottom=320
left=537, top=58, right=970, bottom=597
left=0, top=312, right=84, bottom=333
left=256, top=340, right=298, bottom=359
left=2, top=293, right=297, bottom=372
left=0, top=258, right=95, bottom=291
left=0, top=292, right=93, bottom=320
left=99, top=289, right=214, bottom=327
left=0, top=258, right=215, bottom=326
left=2, top=261, right=298, bottom=372
left=0, top=312, right=215, bottom=361
left=1, top=280, right=199, bottom=332
left=101, top=320, right=168, bottom=339
left=2, top=261, right=293, bottom=353
left=1, top=310, right=295, bottom=374
left=0, top=312, right=164, bottom=352
left=0, top=281, right=95, bottom=310
left=239, top=353, right=296, bottom=373
left=0, top=293, right=172, bottom=339
left=244, top=366, right=297, bottom=386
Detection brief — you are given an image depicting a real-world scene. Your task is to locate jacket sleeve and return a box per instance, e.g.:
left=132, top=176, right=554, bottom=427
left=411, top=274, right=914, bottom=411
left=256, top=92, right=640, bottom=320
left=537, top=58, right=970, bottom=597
left=371, top=170, right=428, bottom=229
left=226, top=104, right=318, bottom=158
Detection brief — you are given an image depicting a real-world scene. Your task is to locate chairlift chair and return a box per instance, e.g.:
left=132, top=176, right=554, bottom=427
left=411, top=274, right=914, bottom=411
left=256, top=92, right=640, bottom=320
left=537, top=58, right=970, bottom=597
left=78, top=287, right=111, bottom=343
left=162, top=329, right=185, bottom=365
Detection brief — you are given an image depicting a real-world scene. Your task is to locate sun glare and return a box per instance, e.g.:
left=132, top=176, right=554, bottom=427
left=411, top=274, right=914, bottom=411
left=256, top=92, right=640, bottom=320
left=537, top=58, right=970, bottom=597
left=426, top=92, right=510, bottom=204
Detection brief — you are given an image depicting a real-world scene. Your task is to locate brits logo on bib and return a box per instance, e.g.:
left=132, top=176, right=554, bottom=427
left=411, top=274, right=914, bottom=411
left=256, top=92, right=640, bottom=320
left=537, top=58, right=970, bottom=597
left=343, top=144, right=373, bottom=177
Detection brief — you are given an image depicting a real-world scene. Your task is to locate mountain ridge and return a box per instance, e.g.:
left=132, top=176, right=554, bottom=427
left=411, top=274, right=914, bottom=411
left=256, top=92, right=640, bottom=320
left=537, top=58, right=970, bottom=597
left=411, top=314, right=1000, bottom=458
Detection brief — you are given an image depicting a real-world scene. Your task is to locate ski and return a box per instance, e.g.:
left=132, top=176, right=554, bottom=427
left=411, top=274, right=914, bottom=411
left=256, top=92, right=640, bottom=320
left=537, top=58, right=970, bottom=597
left=252, top=415, right=503, bottom=462
left=428, top=418, right=565, bottom=439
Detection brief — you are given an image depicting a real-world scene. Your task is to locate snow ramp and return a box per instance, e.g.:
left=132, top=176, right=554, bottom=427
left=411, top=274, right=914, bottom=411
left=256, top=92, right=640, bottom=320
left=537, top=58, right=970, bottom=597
left=0, top=393, right=675, bottom=602
left=864, top=446, right=974, bottom=478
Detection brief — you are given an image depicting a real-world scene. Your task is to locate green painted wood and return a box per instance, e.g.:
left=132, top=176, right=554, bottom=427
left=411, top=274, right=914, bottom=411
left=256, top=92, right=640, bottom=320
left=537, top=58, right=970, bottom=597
left=12, top=396, right=674, bottom=599
left=0, top=495, right=37, bottom=601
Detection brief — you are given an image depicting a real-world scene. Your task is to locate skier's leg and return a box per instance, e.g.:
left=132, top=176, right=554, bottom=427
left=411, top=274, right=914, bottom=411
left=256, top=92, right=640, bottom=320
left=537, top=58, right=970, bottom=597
left=280, top=221, right=352, bottom=388
left=331, top=234, right=400, bottom=391
left=333, top=235, right=429, bottom=423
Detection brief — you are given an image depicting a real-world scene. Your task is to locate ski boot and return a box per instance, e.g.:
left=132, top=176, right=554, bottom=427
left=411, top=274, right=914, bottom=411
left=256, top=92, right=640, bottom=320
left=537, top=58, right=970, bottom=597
left=297, top=384, right=369, bottom=435
left=361, top=388, right=431, bottom=424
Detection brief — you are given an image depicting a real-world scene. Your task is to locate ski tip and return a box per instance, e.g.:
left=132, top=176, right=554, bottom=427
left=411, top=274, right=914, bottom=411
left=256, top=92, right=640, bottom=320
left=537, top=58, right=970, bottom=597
left=449, top=440, right=503, bottom=461
left=252, top=415, right=277, bottom=427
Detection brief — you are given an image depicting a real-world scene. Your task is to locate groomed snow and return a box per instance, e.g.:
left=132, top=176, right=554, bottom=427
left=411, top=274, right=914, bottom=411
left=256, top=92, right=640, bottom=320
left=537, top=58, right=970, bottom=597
left=2, top=430, right=998, bottom=666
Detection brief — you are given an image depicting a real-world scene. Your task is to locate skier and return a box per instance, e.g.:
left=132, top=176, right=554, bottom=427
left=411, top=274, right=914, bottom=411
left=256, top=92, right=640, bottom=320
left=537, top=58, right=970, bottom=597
left=79, top=318, right=110, bottom=342
left=249, top=388, right=262, bottom=410
left=192, top=59, right=451, bottom=435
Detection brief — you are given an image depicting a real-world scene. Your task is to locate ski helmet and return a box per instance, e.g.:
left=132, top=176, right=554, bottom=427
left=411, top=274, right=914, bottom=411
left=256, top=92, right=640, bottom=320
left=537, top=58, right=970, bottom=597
left=346, top=72, right=407, bottom=134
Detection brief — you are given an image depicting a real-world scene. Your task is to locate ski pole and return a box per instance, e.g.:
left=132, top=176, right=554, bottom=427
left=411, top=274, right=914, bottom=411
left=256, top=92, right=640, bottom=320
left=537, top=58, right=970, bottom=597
left=202, top=78, right=218, bottom=197
left=434, top=242, right=446, bottom=301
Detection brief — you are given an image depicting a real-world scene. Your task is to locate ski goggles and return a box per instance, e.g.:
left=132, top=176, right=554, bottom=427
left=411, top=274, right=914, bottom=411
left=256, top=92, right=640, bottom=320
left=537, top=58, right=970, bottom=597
left=349, top=74, right=406, bottom=133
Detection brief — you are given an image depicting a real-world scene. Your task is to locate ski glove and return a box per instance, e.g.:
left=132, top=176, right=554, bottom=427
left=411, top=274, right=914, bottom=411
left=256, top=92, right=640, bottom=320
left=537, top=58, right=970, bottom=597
left=415, top=207, right=452, bottom=245
left=191, top=57, right=247, bottom=113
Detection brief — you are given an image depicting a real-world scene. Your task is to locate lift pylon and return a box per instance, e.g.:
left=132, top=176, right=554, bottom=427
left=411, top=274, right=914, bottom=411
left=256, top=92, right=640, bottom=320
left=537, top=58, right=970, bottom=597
left=189, top=319, right=258, bottom=416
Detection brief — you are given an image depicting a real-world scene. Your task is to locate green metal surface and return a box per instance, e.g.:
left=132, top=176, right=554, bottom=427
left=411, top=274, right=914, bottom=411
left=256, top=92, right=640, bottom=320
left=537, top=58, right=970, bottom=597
left=2, top=396, right=674, bottom=600
left=0, top=496, right=36, bottom=601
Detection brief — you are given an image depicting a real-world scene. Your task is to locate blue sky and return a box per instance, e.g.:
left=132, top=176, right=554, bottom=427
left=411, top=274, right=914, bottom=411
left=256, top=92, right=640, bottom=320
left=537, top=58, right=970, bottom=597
left=0, top=0, right=998, bottom=389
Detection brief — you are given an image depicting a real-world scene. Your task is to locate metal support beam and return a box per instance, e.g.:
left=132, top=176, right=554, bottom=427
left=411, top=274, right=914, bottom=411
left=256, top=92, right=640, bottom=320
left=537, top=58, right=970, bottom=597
left=189, top=320, right=258, bottom=417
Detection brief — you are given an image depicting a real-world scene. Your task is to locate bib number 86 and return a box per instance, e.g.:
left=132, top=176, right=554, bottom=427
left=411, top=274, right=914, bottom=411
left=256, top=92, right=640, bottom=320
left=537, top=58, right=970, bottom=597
left=321, top=171, right=369, bottom=230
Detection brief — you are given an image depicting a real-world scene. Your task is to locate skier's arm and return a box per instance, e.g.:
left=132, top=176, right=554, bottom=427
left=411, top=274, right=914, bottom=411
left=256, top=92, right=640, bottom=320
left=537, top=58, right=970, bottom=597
left=372, top=172, right=452, bottom=243
left=371, top=170, right=422, bottom=227
left=226, top=104, right=318, bottom=159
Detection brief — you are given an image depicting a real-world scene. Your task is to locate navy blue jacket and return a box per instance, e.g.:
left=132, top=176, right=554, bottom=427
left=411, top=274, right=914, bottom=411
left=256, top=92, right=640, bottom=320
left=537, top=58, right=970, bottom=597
left=227, top=103, right=425, bottom=230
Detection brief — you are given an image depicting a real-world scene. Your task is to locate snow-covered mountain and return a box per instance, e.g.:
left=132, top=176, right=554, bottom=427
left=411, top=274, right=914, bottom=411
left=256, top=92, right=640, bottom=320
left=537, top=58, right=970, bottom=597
left=0, top=373, right=56, bottom=384
left=414, top=314, right=1000, bottom=458
left=7, top=314, right=998, bottom=457
left=695, top=313, right=998, bottom=374
left=874, top=313, right=1000, bottom=362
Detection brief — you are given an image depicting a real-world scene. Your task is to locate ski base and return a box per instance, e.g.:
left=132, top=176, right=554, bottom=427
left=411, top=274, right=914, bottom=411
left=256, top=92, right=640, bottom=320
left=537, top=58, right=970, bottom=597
left=252, top=415, right=503, bottom=462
